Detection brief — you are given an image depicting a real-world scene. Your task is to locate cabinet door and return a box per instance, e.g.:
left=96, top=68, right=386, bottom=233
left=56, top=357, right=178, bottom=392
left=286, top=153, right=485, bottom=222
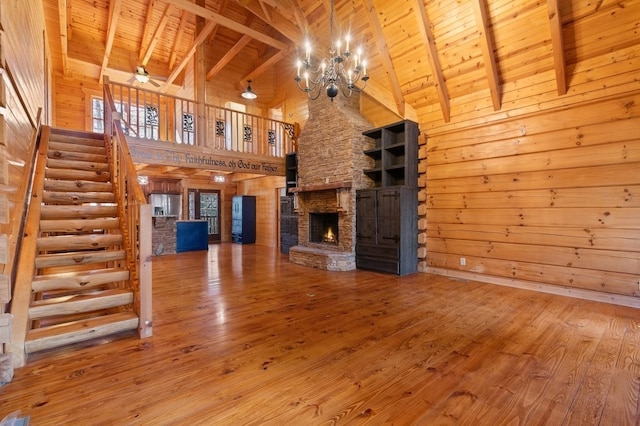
left=377, top=189, right=401, bottom=246
left=232, top=197, right=242, bottom=234
left=356, top=190, right=377, bottom=244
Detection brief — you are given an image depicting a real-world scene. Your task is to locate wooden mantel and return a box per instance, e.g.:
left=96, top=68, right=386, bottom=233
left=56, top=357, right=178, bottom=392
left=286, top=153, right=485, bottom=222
left=289, top=181, right=352, bottom=213
left=289, top=181, right=352, bottom=193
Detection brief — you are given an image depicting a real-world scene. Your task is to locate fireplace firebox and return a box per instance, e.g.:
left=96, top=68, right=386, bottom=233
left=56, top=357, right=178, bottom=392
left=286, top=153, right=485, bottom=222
left=309, top=213, right=339, bottom=245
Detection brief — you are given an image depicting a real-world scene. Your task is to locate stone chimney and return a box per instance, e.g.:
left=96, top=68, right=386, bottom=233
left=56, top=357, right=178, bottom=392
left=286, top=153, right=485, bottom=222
left=289, top=92, right=374, bottom=271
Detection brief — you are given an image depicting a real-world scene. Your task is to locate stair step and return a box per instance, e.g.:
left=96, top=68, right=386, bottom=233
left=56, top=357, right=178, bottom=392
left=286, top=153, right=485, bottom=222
left=32, top=267, right=130, bottom=292
left=48, top=149, right=107, bottom=163
left=29, top=289, right=134, bottom=320
left=39, top=218, right=120, bottom=233
left=25, top=312, right=138, bottom=353
left=41, top=205, right=118, bottom=219
left=45, top=168, right=111, bottom=182
left=49, top=141, right=106, bottom=155
left=44, top=179, right=113, bottom=193
left=49, top=132, right=105, bottom=147
left=43, top=191, right=115, bottom=205
left=35, top=249, right=126, bottom=268
left=38, top=234, right=123, bottom=252
left=47, top=158, right=109, bottom=172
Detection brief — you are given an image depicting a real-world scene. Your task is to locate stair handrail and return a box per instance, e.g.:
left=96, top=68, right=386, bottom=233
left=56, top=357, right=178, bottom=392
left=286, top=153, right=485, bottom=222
left=8, top=108, right=42, bottom=296
left=7, top=124, right=49, bottom=367
left=103, top=76, right=152, bottom=339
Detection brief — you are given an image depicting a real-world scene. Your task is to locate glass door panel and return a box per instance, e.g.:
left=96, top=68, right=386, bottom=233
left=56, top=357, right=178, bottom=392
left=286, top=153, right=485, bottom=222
left=188, top=189, right=221, bottom=243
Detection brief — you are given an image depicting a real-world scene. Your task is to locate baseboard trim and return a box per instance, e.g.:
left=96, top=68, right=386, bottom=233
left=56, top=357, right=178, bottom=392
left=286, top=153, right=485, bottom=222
left=425, top=267, right=640, bottom=309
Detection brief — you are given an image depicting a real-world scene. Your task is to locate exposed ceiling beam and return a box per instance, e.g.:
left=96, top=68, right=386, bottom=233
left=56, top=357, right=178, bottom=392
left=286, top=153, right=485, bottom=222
left=362, top=0, right=406, bottom=117
left=240, top=47, right=293, bottom=87
left=239, top=1, right=303, bottom=44
left=140, top=4, right=175, bottom=67
left=166, top=0, right=289, bottom=51
left=414, top=0, right=450, bottom=123
left=547, top=0, right=567, bottom=95
left=138, top=0, right=159, bottom=65
left=169, top=11, right=189, bottom=69
left=257, top=0, right=306, bottom=34
left=257, top=1, right=271, bottom=22
left=161, top=166, right=180, bottom=174
left=207, top=0, right=229, bottom=43
left=363, top=80, right=418, bottom=122
left=99, top=0, right=122, bottom=82
left=206, top=34, right=253, bottom=80
left=161, top=19, right=217, bottom=91
left=57, top=0, right=69, bottom=76
left=471, top=0, right=501, bottom=111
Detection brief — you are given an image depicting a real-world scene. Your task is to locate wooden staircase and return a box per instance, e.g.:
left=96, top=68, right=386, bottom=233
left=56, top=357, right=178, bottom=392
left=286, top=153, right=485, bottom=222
left=24, top=129, right=139, bottom=354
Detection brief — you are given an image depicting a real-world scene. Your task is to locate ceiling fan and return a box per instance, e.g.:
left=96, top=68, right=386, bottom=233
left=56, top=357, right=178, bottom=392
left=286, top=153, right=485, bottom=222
left=128, top=66, right=162, bottom=87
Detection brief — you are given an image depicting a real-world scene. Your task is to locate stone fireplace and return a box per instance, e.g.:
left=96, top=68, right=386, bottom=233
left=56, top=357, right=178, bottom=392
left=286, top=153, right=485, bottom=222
left=289, top=92, right=374, bottom=271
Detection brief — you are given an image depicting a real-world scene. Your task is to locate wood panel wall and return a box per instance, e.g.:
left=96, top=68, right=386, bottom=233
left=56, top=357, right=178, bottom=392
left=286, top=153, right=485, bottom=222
left=53, top=76, right=97, bottom=130
left=417, top=0, right=640, bottom=302
left=0, top=0, right=47, bottom=354
left=423, top=94, right=640, bottom=299
left=237, top=176, right=285, bottom=248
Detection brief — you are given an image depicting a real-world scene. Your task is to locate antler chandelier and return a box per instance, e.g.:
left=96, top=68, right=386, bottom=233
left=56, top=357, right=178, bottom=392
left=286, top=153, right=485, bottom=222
left=294, top=0, right=369, bottom=101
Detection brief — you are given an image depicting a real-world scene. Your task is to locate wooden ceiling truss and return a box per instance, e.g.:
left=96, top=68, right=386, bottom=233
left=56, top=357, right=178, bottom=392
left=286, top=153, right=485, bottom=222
left=44, top=0, right=633, bottom=125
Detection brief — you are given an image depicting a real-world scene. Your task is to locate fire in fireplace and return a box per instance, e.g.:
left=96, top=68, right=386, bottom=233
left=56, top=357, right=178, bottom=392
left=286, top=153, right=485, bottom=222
left=309, top=213, right=339, bottom=245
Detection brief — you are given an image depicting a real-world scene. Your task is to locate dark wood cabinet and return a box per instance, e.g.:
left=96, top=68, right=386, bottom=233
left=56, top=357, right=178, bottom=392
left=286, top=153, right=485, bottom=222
left=356, top=119, right=419, bottom=275
left=146, top=178, right=181, bottom=195
left=356, top=188, right=417, bottom=275
left=285, top=153, right=297, bottom=193
left=280, top=195, right=298, bottom=254
left=232, top=196, right=256, bottom=244
left=362, top=120, right=418, bottom=188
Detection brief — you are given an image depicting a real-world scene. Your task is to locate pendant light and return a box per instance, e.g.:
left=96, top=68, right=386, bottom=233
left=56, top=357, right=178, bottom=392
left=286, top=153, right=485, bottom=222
left=242, top=80, right=257, bottom=100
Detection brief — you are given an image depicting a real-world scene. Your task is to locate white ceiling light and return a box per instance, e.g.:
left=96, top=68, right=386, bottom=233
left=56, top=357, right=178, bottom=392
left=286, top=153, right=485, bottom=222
left=242, top=80, right=257, bottom=100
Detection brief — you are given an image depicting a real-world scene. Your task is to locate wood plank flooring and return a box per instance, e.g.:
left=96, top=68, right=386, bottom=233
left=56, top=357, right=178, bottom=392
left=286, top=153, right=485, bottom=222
left=2, top=243, right=640, bottom=425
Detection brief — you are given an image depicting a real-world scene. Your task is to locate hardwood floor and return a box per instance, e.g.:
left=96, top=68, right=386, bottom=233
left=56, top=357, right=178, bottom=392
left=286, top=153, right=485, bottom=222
left=2, top=243, right=640, bottom=425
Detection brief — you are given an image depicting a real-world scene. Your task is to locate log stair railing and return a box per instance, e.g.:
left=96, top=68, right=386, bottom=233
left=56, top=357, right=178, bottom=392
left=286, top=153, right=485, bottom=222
left=8, top=126, right=150, bottom=365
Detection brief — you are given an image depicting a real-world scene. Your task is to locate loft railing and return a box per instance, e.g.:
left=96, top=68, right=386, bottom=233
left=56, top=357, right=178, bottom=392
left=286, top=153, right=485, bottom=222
left=103, top=81, right=153, bottom=339
left=104, top=77, right=297, bottom=157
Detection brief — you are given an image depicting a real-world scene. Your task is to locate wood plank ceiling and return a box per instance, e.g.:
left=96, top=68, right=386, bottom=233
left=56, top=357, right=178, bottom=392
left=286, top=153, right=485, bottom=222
left=43, top=0, right=637, bottom=123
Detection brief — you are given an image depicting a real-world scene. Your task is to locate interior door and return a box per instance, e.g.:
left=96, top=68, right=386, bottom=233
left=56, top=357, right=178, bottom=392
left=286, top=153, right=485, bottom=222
left=188, top=189, right=221, bottom=243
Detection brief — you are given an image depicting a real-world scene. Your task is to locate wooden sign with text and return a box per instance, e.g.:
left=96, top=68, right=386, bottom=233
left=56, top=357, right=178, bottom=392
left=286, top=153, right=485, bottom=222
left=128, top=141, right=285, bottom=176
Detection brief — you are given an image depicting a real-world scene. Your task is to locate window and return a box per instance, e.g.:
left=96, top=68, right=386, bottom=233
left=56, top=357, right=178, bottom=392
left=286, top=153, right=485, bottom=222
left=91, top=96, right=159, bottom=140
left=92, top=98, right=105, bottom=133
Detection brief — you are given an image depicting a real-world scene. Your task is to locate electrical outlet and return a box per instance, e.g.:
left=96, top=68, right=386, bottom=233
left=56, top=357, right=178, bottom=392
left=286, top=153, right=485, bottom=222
left=460, top=257, right=466, bottom=266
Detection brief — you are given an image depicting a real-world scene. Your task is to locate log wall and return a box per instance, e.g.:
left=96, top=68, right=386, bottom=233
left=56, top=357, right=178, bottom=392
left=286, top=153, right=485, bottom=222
left=420, top=43, right=640, bottom=300
left=237, top=176, right=285, bottom=248
left=0, top=0, right=47, bottom=357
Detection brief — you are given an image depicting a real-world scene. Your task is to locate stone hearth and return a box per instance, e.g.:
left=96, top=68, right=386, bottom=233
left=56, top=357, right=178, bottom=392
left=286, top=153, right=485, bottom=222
left=288, top=91, right=373, bottom=271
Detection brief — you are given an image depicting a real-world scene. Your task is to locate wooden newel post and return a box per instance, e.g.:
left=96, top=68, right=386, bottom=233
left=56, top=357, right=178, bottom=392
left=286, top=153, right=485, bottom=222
left=137, top=203, right=153, bottom=338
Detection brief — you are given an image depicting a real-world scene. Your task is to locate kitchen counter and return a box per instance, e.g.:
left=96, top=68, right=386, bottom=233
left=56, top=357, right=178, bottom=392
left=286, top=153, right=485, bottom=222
left=176, top=220, right=208, bottom=252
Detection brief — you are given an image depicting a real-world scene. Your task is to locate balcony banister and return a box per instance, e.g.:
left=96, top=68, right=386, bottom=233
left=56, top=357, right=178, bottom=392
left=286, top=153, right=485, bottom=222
left=105, top=78, right=298, bottom=157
